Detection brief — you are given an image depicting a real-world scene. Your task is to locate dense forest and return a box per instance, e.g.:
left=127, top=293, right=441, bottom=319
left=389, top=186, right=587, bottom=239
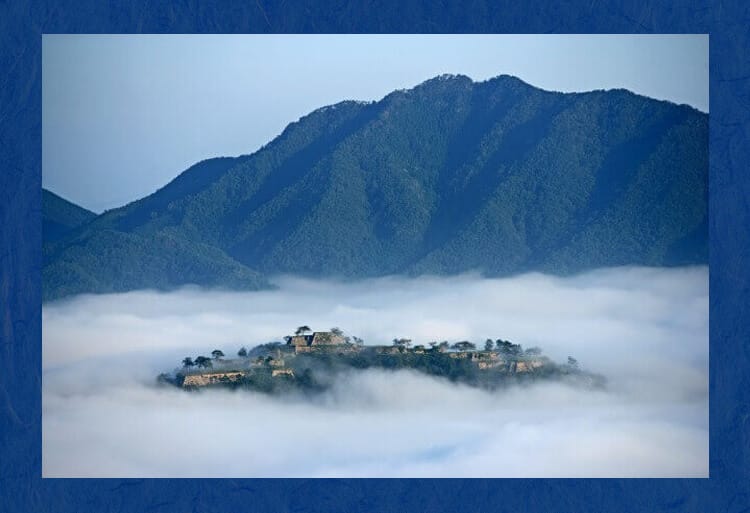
left=44, top=74, right=707, bottom=301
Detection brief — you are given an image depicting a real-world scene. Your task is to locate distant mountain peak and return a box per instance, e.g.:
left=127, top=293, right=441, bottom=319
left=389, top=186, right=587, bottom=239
left=433, top=73, right=473, bottom=82
left=43, top=77, right=707, bottom=302
left=414, top=73, right=474, bottom=89
left=481, top=73, right=533, bottom=87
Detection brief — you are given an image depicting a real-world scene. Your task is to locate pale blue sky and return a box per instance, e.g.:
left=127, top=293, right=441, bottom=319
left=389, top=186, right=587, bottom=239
left=43, top=34, right=708, bottom=213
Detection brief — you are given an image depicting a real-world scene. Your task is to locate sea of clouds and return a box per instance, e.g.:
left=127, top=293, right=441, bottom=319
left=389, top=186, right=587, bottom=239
left=42, top=266, right=708, bottom=477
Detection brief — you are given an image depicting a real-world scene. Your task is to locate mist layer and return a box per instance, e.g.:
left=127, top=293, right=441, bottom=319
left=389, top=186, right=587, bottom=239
left=42, top=266, right=708, bottom=477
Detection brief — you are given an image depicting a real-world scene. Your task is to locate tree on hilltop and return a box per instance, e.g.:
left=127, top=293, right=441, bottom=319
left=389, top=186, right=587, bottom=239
left=452, top=341, right=476, bottom=351
left=195, top=356, right=212, bottom=369
left=496, top=340, right=521, bottom=355
left=392, top=338, right=412, bottom=348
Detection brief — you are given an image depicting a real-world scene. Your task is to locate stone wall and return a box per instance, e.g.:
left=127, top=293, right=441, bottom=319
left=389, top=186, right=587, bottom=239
left=182, top=371, right=245, bottom=387
left=311, top=332, right=345, bottom=345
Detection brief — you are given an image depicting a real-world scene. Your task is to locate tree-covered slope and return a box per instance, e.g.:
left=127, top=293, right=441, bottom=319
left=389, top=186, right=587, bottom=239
left=43, top=74, right=708, bottom=301
left=42, top=159, right=269, bottom=301
left=42, top=189, right=96, bottom=243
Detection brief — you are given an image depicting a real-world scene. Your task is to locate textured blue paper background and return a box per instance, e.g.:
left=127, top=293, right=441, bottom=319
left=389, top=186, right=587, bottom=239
left=1, top=2, right=748, bottom=512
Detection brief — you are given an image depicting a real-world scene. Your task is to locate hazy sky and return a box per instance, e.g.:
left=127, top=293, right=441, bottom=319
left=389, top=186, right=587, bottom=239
left=42, top=34, right=708, bottom=213
left=43, top=267, right=708, bottom=477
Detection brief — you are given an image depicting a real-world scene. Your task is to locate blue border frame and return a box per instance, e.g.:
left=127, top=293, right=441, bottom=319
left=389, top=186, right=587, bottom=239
left=2, top=1, right=748, bottom=512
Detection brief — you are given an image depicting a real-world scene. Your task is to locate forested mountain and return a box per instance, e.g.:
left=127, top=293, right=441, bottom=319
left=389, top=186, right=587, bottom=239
left=42, top=189, right=96, bottom=243
left=43, top=74, right=708, bottom=301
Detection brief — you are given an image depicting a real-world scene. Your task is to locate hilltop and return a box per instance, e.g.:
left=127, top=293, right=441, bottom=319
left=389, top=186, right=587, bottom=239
left=158, top=327, right=605, bottom=394
left=44, top=74, right=707, bottom=301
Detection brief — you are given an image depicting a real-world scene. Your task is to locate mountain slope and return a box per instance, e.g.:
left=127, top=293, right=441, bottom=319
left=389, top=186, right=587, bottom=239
left=42, top=189, right=96, bottom=243
left=43, top=74, right=708, bottom=301
left=43, top=229, right=268, bottom=300
left=42, top=159, right=270, bottom=301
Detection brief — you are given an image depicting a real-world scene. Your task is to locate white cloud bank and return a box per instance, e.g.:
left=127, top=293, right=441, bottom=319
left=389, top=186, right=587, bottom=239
left=42, top=266, right=708, bottom=477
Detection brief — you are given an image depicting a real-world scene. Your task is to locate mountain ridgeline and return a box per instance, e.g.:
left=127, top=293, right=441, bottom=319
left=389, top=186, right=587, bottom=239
left=42, top=189, right=97, bottom=243
left=43, top=74, right=708, bottom=301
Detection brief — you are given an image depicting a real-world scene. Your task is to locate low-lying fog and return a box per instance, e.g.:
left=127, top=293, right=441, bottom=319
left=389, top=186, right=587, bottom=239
left=42, top=266, right=708, bottom=477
